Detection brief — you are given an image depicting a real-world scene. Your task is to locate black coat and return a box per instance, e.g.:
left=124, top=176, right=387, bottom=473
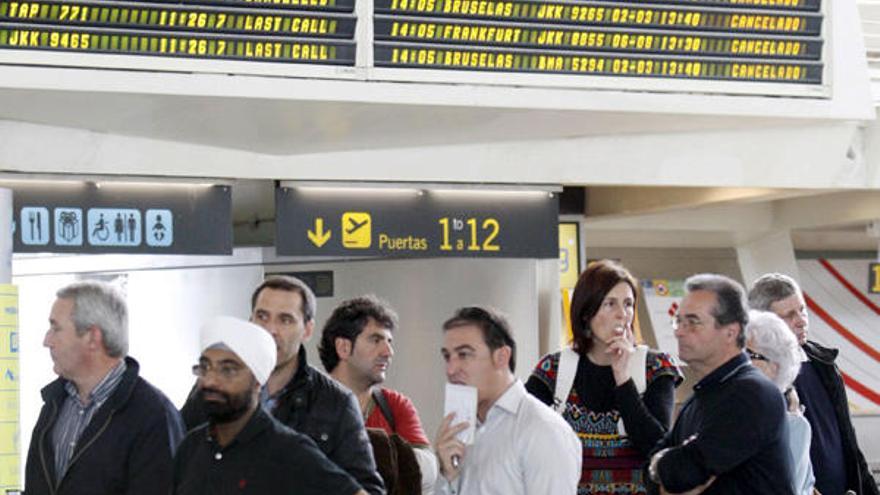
left=180, top=347, right=385, bottom=495
left=801, top=341, right=879, bottom=495
left=24, top=357, right=185, bottom=495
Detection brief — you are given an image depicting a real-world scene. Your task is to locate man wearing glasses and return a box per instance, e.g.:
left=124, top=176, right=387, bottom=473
left=647, top=274, right=794, bottom=495
left=173, top=316, right=368, bottom=495
left=749, top=273, right=878, bottom=495
left=180, top=276, right=383, bottom=495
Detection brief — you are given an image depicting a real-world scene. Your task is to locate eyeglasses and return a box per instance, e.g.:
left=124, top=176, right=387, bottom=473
left=746, top=349, right=769, bottom=362
left=671, top=316, right=705, bottom=331
left=191, top=362, right=243, bottom=380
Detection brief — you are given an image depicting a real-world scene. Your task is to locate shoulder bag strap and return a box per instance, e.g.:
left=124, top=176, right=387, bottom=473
left=554, top=346, right=579, bottom=414
left=372, top=388, right=397, bottom=432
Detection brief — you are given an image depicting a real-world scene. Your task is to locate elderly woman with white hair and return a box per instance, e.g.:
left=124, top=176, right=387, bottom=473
left=746, top=310, right=818, bottom=495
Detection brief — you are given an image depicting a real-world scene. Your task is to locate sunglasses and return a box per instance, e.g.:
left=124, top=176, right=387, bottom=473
left=746, top=349, right=769, bottom=362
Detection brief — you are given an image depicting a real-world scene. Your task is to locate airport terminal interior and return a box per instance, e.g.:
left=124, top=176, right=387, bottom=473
left=1, top=0, right=879, bottom=490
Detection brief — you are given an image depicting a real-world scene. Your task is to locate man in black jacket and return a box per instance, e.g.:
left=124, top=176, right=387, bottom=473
left=25, top=281, right=184, bottom=495
left=750, top=273, right=879, bottom=495
left=648, top=274, right=794, bottom=495
left=180, top=275, right=384, bottom=495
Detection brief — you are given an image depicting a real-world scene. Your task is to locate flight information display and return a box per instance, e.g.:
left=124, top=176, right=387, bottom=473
left=0, top=0, right=356, bottom=64
left=374, top=0, right=824, bottom=84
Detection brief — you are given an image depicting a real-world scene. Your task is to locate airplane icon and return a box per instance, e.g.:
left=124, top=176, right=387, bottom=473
left=342, top=212, right=371, bottom=249
left=346, top=217, right=369, bottom=234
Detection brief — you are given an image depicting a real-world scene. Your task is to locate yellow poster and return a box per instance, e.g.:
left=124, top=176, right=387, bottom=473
left=559, top=223, right=580, bottom=345
left=559, top=223, right=579, bottom=290
left=0, top=285, right=19, bottom=492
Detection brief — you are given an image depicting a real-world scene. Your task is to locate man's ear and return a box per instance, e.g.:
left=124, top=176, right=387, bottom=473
left=302, top=320, right=315, bottom=343
left=492, top=345, right=512, bottom=371
left=335, top=337, right=353, bottom=360
left=86, top=325, right=104, bottom=351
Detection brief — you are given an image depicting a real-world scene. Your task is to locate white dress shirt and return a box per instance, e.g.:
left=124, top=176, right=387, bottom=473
left=436, top=380, right=581, bottom=495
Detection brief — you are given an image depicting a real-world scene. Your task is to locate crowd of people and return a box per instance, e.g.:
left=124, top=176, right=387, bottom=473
left=23, top=262, right=878, bottom=494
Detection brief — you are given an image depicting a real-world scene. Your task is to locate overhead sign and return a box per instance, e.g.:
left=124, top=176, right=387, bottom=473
left=870, top=262, right=880, bottom=294
left=373, top=0, right=824, bottom=84
left=10, top=182, right=232, bottom=254
left=275, top=185, right=558, bottom=258
left=0, top=0, right=356, bottom=66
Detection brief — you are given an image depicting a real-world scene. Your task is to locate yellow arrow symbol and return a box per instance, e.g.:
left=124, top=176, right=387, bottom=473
left=307, top=217, right=331, bottom=247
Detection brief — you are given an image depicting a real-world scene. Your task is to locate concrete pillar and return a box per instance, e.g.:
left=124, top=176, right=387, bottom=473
left=736, top=230, right=800, bottom=288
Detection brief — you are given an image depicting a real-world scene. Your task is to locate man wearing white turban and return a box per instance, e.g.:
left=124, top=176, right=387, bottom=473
left=172, top=316, right=369, bottom=495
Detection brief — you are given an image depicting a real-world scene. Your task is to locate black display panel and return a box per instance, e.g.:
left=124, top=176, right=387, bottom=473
left=0, top=0, right=356, bottom=64
left=374, top=0, right=824, bottom=84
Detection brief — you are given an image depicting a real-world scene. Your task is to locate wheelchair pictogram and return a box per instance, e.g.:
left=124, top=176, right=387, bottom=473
left=88, top=208, right=142, bottom=246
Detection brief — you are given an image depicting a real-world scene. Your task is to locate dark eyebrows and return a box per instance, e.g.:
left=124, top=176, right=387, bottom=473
left=453, top=344, right=476, bottom=353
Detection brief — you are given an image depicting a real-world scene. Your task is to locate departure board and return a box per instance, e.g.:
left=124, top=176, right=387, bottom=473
left=0, top=0, right=356, bottom=65
left=373, top=0, right=824, bottom=84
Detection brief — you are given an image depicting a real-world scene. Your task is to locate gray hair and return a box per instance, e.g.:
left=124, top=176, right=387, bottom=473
left=56, top=281, right=128, bottom=358
left=746, top=310, right=803, bottom=391
left=684, top=273, right=749, bottom=348
left=748, top=273, right=801, bottom=312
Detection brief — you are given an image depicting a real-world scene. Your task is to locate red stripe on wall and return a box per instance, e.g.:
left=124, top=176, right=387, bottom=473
left=818, top=259, right=880, bottom=315
left=803, top=293, right=880, bottom=363
left=841, top=372, right=880, bottom=407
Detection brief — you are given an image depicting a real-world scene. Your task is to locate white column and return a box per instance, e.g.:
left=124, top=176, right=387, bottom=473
left=0, top=188, right=11, bottom=283
left=736, top=230, right=800, bottom=288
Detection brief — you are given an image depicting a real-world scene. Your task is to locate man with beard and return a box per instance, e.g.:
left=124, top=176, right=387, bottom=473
left=180, top=276, right=383, bottom=495
left=321, top=296, right=438, bottom=494
left=173, top=316, right=368, bottom=495
left=25, top=281, right=184, bottom=495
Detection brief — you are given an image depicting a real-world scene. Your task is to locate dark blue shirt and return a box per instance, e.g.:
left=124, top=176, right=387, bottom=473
left=654, top=353, right=794, bottom=494
left=795, top=361, right=846, bottom=495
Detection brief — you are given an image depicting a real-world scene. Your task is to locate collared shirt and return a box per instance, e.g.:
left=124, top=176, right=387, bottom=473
left=173, top=406, right=363, bottom=495
left=51, top=359, right=127, bottom=482
left=436, top=380, right=581, bottom=495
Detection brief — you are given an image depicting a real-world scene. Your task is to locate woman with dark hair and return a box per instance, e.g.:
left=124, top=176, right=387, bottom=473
left=526, top=259, right=682, bottom=495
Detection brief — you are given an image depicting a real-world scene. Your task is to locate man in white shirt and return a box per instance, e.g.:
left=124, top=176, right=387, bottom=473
left=434, top=306, right=581, bottom=495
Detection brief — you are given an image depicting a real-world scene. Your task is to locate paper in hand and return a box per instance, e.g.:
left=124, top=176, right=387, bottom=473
left=444, top=383, right=477, bottom=444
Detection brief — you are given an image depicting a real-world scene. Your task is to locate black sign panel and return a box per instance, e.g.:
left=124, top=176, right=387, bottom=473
left=276, top=270, right=335, bottom=296
left=10, top=182, right=232, bottom=254
left=275, top=186, right=558, bottom=258
left=0, top=0, right=356, bottom=65
left=373, top=0, right=824, bottom=84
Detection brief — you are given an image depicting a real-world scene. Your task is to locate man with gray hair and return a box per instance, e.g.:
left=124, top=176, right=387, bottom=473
left=749, top=273, right=878, bottom=495
left=647, top=274, right=793, bottom=494
left=25, top=280, right=184, bottom=495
